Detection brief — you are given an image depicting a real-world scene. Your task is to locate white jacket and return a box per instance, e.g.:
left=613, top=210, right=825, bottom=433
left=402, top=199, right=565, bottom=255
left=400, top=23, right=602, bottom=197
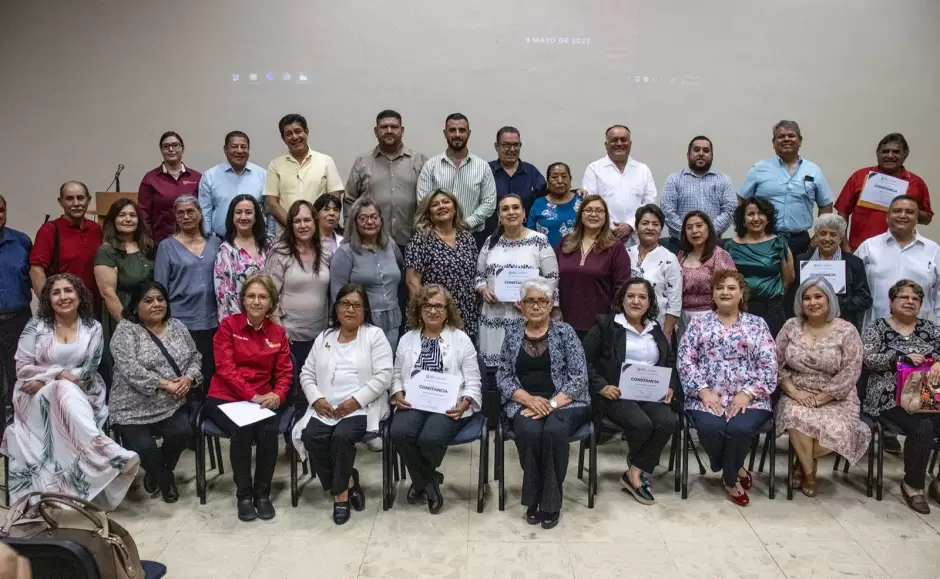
left=291, top=324, right=392, bottom=455
left=393, top=328, right=482, bottom=419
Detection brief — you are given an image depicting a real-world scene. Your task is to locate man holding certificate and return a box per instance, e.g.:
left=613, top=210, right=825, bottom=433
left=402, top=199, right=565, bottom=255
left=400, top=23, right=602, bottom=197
left=583, top=278, right=679, bottom=505
left=391, top=285, right=482, bottom=515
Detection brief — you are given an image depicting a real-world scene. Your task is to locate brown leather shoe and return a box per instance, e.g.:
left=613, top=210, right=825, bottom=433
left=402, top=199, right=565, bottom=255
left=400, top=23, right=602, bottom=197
left=800, top=459, right=818, bottom=498
left=901, top=484, right=931, bottom=515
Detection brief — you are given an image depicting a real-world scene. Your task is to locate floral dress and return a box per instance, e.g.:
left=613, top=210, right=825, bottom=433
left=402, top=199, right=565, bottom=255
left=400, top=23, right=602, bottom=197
left=214, top=240, right=268, bottom=320
left=774, top=318, right=871, bottom=463
left=1, top=318, right=140, bottom=509
left=526, top=193, right=583, bottom=248
left=405, top=230, right=479, bottom=337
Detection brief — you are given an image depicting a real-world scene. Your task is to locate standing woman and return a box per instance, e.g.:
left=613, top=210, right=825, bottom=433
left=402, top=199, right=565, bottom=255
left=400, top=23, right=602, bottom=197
left=314, top=193, right=344, bottom=255
left=155, top=195, right=221, bottom=400
left=526, top=162, right=583, bottom=248
left=677, top=211, right=736, bottom=338
left=405, top=189, right=480, bottom=343
left=627, top=205, right=682, bottom=340
left=94, top=198, right=155, bottom=368
left=476, top=194, right=559, bottom=369
left=555, top=194, right=631, bottom=339
left=264, top=200, right=331, bottom=406
left=330, top=198, right=402, bottom=352
left=725, top=198, right=794, bottom=338
left=138, top=131, right=202, bottom=245
left=214, top=194, right=271, bottom=321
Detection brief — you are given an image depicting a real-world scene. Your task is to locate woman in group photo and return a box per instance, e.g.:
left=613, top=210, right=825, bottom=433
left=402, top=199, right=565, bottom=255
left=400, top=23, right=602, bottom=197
left=214, top=194, right=271, bottom=320
left=626, top=204, right=682, bottom=341
left=314, top=193, right=344, bottom=255
left=676, top=211, right=736, bottom=339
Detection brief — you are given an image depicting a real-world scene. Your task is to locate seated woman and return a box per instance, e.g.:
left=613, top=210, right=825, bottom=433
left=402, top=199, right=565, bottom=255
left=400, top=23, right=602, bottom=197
left=862, top=279, right=940, bottom=514
left=1, top=274, right=139, bottom=508
left=775, top=277, right=870, bottom=497
left=582, top=277, right=679, bottom=504
left=391, top=285, right=482, bottom=514
left=496, top=277, right=590, bottom=529
left=206, top=274, right=292, bottom=522
left=109, top=281, right=202, bottom=503
left=678, top=269, right=777, bottom=506
left=291, top=284, right=392, bottom=525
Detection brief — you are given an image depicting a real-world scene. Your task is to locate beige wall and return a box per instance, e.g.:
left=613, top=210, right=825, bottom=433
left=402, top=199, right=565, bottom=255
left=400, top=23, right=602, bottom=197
left=1, top=0, right=939, bottom=238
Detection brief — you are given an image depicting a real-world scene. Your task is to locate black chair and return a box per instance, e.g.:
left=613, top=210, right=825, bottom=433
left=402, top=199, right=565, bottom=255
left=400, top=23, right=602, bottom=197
left=495, top=416, right=597, bottom=510
left=824, top=414, right=881, bottom=500
left=3, top=538, right=167, bottom=579
left=384, top=411, right=490, bottom=512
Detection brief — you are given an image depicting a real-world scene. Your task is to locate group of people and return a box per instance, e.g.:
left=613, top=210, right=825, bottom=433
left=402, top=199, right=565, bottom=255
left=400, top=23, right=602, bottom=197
left=0, top=111, right=938, bottom=529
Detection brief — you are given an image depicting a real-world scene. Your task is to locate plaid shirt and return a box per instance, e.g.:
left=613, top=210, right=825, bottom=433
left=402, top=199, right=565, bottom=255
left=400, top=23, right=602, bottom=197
left=660, top=168, right=736, bottom=239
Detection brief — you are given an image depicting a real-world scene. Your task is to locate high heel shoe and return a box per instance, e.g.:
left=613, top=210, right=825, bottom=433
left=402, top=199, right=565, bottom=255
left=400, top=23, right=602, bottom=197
left=801, top=459, right=818, bottom=498
left=726, top=485, right=750, bottom=506
left=738, top=470, right=753, bottom=491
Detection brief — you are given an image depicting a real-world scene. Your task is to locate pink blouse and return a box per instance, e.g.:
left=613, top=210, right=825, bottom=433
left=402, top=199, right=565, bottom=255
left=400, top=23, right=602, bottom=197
left=678, top=246, right=737, bottom=312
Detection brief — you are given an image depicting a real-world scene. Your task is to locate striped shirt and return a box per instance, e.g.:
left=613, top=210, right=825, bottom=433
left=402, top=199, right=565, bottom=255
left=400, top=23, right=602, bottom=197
left=417, top=152, right=497, bottom=232
left=660, top=168, right=737, bottom=239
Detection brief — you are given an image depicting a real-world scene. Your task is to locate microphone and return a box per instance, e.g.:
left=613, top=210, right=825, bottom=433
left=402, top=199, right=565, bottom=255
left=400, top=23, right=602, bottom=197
left=115, top=163, right=125, bottom=177
left=106, top=163, right=125, bottom=192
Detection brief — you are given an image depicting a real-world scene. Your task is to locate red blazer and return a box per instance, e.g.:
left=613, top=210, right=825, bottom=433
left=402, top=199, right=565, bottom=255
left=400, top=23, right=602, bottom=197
left=208, top=313, right=292, bottom=403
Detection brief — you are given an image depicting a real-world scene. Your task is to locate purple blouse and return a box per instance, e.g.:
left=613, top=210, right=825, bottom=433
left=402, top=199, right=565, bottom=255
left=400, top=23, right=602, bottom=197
left=555, top=242, right=631, bottom=332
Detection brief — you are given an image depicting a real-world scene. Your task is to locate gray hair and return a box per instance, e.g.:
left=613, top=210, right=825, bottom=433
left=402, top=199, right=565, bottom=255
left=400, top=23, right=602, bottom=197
left=793, top=275, right=840, bottom=322
left=773, top=120, right=802, bottom=139
left=814, top=213, right=847, bottom=239
left=519, top=276, right=554, bottom=301
left=172, top=194, right=205, bottom=236
left=173, top=194, right=199, bottom=209
left=344, top=196, right=389, bottom=253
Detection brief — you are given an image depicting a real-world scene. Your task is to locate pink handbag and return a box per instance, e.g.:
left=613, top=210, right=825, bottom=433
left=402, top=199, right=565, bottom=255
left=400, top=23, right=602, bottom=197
left=896, top=358, right=940, bottom=413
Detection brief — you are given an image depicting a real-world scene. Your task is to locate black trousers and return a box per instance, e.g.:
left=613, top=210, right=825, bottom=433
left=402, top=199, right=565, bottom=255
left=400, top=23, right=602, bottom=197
left=117, top=406, right=192, bottom=490
left=391, top=409, right=471, bottom=488
left=689, top=408, right=771, bottom=486
left=595, top=397, right=677, bottom=473
left=188, top=328, right=217, bottom=404
left=882, top=406, right=940, bottom=489
left=512, top=405, right=591, bottom=513
left=0, top=310, right=30, bottom=411
left=301, top=415, right=367, bottom=496
left=204, top=396, right=282, bottom=500
left=748, top=295, right=787, bottom=339
left=784, top=230, right=811, bottom=258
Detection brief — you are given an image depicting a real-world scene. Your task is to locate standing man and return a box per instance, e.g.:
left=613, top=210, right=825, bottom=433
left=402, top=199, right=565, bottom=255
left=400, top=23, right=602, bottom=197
left=660, top=135, right=736, bottom=252
left=739, top=120, right=834, bottom=257
left=199, top=131, right=272, bottom=237
left=484, top=126, right=546, bottom=241
left=0, top=194, right=32, bottom=407
left=417, top=113, right=497, bottom=249
left=29, top=181, right=103, bottom=311
left=264, top=113, right=345, bottom=233
left=836, top=133, right=932, bottom=251
left=345, top=110, right=427, bottom=251
left=581, top=125, right=657, bottom=247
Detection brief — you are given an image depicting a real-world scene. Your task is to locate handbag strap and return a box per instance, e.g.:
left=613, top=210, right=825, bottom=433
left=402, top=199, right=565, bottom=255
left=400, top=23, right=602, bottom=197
left=144, top=326, right=182, bottom=377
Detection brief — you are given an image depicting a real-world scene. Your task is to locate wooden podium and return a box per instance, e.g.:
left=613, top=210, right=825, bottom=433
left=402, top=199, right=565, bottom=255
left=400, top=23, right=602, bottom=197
left=92, top=192, right=138, bottom=223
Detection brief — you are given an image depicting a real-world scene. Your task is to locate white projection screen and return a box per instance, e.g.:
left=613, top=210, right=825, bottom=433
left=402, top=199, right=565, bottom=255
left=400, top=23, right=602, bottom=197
left=1, top=0, right=939, bottom=238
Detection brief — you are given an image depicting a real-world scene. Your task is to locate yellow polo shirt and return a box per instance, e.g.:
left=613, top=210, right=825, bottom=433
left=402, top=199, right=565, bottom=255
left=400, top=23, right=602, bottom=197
left=262, top=148, right=344, bottom=211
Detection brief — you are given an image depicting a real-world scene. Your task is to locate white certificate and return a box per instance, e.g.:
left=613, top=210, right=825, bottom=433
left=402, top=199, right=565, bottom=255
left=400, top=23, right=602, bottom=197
left=858, top=172, right=909, bottom=211
left=494, top=267, right=534, bottom=302
left=218, top=401, right=276, bottom=427
left=618, top=364, right=673, bottom=402
left=406, top=370, right=462, bottom=414
left=799, top=260, right=846, bottom=294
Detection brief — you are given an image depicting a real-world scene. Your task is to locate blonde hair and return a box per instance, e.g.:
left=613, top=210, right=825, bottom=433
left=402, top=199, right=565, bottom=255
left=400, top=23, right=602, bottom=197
left=240, top=274, right=279, bottom=317
left=561, top=194, right=618, bottom=254
left=413, top=189, right=466, bottom=238
left=407, top=284, right=463, bottom=330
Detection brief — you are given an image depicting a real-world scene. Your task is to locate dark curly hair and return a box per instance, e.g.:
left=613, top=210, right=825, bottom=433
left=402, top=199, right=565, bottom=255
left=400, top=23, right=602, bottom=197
left=614, top=277, right=659, bottom=325
left=733, top=197, right=777, bottom=238
left=407, top=284, right=463, bottom=331
left=37, top=273, right=96, bottom=327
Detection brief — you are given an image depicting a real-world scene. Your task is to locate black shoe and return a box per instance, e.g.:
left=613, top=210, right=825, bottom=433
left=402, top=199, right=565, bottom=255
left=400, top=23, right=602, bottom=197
left=525, top=505, right=542, bottom=525
left=348, top=469, right=365, bottom=512
left=254, top=496, right=276, bottom=520
left=884, top=435, right=902, bottom=455
left=160, top=481, right=179, bottom=504
left=406, top=483, right=426, bottom=505
left=426, top=481, right=444, bottom=515
left=541, top=511, right=560, bottom=529
left=620, top=471, right=656, bottom=505
left=143, top=473, right=158, bottom=495
left=333, top=500, right=351, bottom=525
left=237, top=499, right=258, bottom=522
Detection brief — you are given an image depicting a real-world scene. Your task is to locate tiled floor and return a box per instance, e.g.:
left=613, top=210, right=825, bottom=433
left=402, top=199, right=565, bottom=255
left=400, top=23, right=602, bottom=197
left=113, top=437, right=940, bottom=579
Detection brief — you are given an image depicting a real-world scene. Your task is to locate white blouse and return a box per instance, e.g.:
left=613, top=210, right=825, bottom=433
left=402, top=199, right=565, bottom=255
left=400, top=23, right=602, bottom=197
left=615, top=314, right=659, bottom=365
left=627, top=244, right=683, bottom=323
left=318, top=340, right=367, bottom=425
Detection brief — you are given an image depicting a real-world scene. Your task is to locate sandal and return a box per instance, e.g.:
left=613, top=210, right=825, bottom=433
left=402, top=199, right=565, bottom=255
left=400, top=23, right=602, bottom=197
left=801, top=459, right=818, bottom=498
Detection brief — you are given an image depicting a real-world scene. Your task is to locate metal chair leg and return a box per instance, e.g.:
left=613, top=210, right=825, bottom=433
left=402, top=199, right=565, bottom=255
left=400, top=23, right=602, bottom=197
left=673, top=417, right=682, bottom=493
left=787, top=439, right=794, bottom=500
left=196, top=427, right=207, bottom=505
left=876, top=422, right=884, bottom=501
left=290, top=445, right=299, bottom=508
left=768, top=419, right=777, bottom=500
left=577, top=440, right=586, bottom=481
left=681, top=420, right=690, bottom=499
left=748, top=438, right=759, bottom=472
left=866, top=439, right=875, bottom=498
left=688, top=438, right=707, bottom=475
left=497, top=422, right=506, bottom=511
left=588, top=425, right=597, bottom=508
left=213, top=437, right=224, bottom=475
left=207, top=436, right=217, bottom=471
left=758, top=434, right=770, bottom=473
left=833, top=455, right=842, bottom=472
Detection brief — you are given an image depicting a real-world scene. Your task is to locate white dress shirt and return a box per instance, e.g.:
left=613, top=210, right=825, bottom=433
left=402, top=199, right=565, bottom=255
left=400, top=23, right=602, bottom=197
left=627, top=244, right=683, bottom=324
left=581, top=156, right=657, bottom=246
left=614, top=314, right=660, bottom=365
left=855, top=231, right=940, bottom=329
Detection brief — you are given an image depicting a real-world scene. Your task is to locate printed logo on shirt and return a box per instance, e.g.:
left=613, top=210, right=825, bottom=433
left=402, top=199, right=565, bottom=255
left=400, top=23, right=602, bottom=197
left=181, top=180, right=198, bottom=186
left=265, top=339, right=281, bottom=349
left=234, top=334, right=249, bottom=341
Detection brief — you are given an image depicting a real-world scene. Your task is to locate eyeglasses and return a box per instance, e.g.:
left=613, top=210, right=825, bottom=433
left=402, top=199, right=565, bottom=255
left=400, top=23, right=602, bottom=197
left=522, top=298, right=551, bottom=309
left=499, top=143, right=522, bottom=151
left=337, top=300, right=363, bottom=311
left=357, top=214, right=381, bottom=224
left=161, top=142, right=182, bottom=151
left=894, top=295, right=922, bottom=303
left=583, top=208, right=606, bottom=215
left=422, top=303, right=446, bottom=313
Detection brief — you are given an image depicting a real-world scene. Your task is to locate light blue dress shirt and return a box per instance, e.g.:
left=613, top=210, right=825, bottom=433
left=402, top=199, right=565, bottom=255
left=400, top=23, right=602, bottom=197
left=198, top=161, right=272, bottom=236
left=738, top=156, right=834, bottom=232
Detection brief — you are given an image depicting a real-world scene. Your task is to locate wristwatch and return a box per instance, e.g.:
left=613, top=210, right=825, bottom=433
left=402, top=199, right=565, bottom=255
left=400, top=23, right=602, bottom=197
left=549, top=399, right=558, bottom=410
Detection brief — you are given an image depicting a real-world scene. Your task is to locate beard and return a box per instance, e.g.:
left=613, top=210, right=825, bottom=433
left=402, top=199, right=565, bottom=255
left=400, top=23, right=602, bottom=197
left=688, top=158, right=712, bottom=173
left=448, top=139, right=467, bottom=152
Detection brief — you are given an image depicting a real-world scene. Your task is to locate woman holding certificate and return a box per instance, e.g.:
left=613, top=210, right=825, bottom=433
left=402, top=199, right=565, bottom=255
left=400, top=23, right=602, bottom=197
left=677, top=270, right=777, bottom=506
left=496, top=277, right=590, bottom=529
left=476, top=194, right=559, bottom=369
left=292, top=284, right=393, bottom=525
left=391, top=285, right=482, bottom=514
left=582, top=278, right=679, bottom=504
